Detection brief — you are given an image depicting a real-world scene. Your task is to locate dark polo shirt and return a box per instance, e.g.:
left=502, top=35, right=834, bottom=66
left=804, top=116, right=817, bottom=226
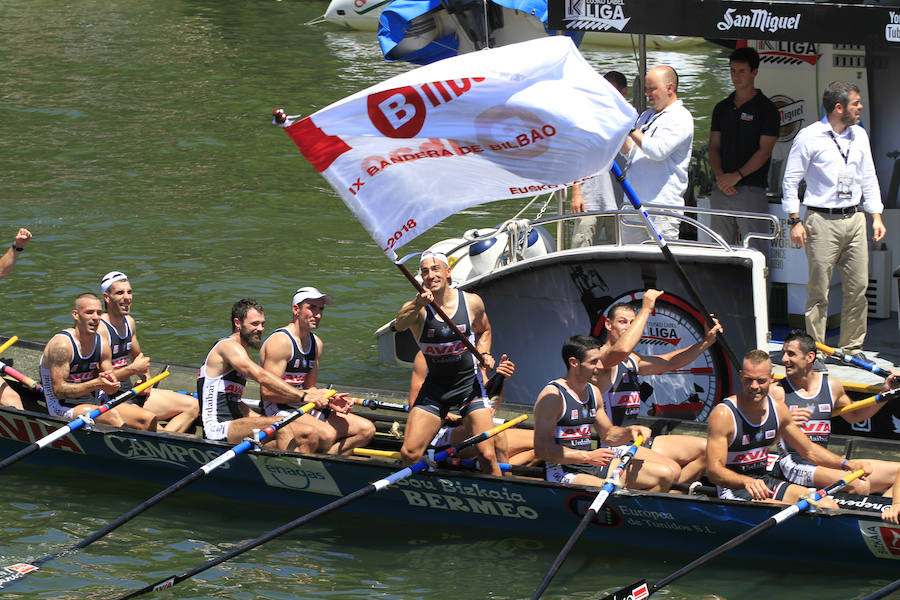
left=710, top=90, right=780, bottom=188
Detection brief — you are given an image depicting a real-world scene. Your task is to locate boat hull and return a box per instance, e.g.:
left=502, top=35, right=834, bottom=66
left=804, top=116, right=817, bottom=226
left=1, top=407, right=897, bottom=569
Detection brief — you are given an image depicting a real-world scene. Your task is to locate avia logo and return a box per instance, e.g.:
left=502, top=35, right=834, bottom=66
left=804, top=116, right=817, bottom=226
left=0, top=414, right=84, bottom=454
left=368, top=79, right=486, bottom=139
left=422, top=341, right=467, bottom=357
left=800, top=420, right=831, bottom=435
left=732, top=448, right=767, bottom=464
left=717, top=8, right=801, bottom=33
left=563, top=0, right=631, bottom=32
left=558, top=424, right=591, bottom=440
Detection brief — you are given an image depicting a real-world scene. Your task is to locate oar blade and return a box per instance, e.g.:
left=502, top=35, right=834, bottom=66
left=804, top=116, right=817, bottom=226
left=600, top=579, right=650, bottom=600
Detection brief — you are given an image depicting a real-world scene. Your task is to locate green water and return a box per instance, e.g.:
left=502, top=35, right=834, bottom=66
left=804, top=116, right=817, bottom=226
left=2, top=1, right=892, bottom=598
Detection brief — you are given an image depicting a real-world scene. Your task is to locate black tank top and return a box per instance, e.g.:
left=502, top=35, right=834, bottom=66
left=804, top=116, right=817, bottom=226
left=102, top=318, right=133, bottom=369
left=417, top=288, right=477, bottom=387
left=603, top=356, right=641, bottom=427
left=261, top=328, right=317, bottom=412
left=549, top=380, right=598, bottom=466
left=778, top=374, right=833, bottom=453
left=722, top=396, right=779, bottom=477
left=197, top=339, right=247, bottom=422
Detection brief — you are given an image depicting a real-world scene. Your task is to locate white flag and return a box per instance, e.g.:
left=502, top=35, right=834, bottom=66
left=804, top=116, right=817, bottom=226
left=283, top=36, right=637, bottom=255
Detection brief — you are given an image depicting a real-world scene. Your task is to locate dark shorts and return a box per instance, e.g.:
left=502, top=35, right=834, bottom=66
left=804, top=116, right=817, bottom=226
left=308, top=407, right=332, bottom=422
left=545, top=462, right=611, bottom=484
left=414, top=377, right=489, bottom=419
left=718, top=475, right=791, bottom=501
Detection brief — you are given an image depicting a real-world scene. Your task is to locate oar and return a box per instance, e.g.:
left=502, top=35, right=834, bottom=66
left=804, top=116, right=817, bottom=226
left=861, top=578, right=900, bottom=600
left=0, top=400, right=316, bottom=590
left=0, top=371, right=169, bottom=472
left=115, top=414, right=527, bottom=599
left=531, top=435, right=645, bottom=599
left=600, top=469, right=865, bottom=600
left=0, top=359, right=43, bottom=394
left=0, top=335, right=18, bottom=356
left=831, top=387, right=900, bottom=417
left=360, top=398, right=409, bottom=412
left=611, top=162, right=738, bottom=420
left=815, top=341, right=892, bottom=377
left=352, top=447, right=511, bottom=471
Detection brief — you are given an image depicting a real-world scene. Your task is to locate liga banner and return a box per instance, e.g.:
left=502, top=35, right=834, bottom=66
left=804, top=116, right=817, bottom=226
left=282, top=36, right=637, bottom=255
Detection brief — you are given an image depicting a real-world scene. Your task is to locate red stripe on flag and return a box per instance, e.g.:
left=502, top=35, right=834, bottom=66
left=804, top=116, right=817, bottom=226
left=285, top=118, right=351, bottom=173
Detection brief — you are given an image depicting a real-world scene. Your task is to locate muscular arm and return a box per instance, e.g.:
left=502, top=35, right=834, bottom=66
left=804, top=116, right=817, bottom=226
left=395, top=298, right=426, bottom=337
left=533, top=385, right=611, bottom=466
left=705, top=403, right=752, bottom=490
left=258, top=334, right=292, bottom=404
left=115, top=318, right=151, bottom=381
left=831, top=377, right=889, bottom=423
left=44, top=337, right=115, bottom=399
left=0, top=228, right=31, bottom=281
left=599, top=291, right=660, bottom=368
left=636, top=317, right=721, bottom=376
left=776, top=398, right=867, bottom=473
left=222, top=340, right=329, bottom=409
left=468, top=293, right=492, bottom=364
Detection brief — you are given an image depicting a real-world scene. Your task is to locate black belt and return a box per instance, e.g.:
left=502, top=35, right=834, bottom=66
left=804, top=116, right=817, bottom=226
left=806, top=204, right=859, bottom=215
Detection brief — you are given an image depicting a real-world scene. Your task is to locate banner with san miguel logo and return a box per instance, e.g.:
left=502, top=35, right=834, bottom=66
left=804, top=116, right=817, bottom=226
left=280, top=36, right=635, bottom=256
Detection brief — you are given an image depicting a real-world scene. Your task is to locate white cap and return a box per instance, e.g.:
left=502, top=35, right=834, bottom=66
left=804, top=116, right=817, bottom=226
left=420, top=250, right=449, bottom=268
left=292, top=286, right=333, bottom=308
left=100, top=271, right=129, bottom=293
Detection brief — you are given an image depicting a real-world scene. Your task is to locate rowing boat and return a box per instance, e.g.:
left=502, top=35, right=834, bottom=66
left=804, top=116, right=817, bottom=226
left=0, top=398, right=898, bottom=569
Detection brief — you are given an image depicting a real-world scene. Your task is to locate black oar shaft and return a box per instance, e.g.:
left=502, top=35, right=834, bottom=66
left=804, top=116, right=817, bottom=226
left=632, top=470, right=865, bottom=598
left=861, top=578, right=900, bottom=600
left=0, top=372, right=168, bottom=472
left=612, top=163, right=739, bottom=413
left=116, top=415, right=526, bottom=599
left=532, top=437, right=644, bottom=599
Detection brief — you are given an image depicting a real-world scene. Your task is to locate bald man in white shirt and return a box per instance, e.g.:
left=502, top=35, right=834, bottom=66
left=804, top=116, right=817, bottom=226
left=619, top=66, right=694, bottom=243
left=782, top=81, right=886, bottom=362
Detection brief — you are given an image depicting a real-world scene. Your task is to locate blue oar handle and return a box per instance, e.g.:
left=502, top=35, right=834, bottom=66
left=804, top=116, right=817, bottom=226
left=772, top=339, right=894, bottom=379
left=610, top=162, right=664, bottom=244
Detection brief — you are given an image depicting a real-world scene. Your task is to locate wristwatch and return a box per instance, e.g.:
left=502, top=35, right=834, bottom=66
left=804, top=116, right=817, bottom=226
left=787, top=217, right=802, bottom=227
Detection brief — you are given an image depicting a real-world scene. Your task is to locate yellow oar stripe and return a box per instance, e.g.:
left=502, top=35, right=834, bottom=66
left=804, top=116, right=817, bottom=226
left=0, top=336, right=18, bottom=356
left=354, top=448, right=402, bottom=459
left=832, top=395, right=878, bottom=417
left=131, top=371, right=170, bottom=396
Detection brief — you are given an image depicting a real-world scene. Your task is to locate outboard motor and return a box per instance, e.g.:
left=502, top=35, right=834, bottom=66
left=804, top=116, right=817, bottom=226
left=441, top=0, right=503, bottom=50
left=468, top=229, right=508, bottom=276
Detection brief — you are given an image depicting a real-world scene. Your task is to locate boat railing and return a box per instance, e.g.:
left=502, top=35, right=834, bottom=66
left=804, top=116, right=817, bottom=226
left=444, top=200, right=781, bottom=272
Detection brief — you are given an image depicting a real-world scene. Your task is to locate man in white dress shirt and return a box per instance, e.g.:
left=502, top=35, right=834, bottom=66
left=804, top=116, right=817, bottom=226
left=782, top=81, right=886, bottom=361
left=619, top=65, right=694, bottom=243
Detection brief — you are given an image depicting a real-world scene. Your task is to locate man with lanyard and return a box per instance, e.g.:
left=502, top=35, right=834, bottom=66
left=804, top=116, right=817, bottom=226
left=533, top=335, right=670, bottom=490
left=783, top=81, right=886, bottom=363
left=198, top=298, right=344, bottom=451
left=708, top=47, right=779, bottom=251
left=394, top=250, right=501, bottom=476
left=0, top=228, right=33, bottom=409
left=99, top=271, right=199, bottom=433
left=596, top=290, right=722, bottom=484
left=706, top=349, right=870, bottom=505
left=619, top=65, right=694, bottom=243
left=774, top=330, right=899, bottom=495
left=258, top=286, right=374, bottom=455
left=39, top=293, right=158, bottom=430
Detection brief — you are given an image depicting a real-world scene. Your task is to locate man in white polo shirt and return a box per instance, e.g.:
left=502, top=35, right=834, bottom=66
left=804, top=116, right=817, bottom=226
left=782, top=81, right=886, bottom=362
left=619, top=65, right=694, bottom=243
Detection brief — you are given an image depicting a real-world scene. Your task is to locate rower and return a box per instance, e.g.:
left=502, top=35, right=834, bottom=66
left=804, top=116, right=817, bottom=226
left=533, top=335, right=673, bottom=491
left=706, top=348, right=871, bottom=506
left=773, top=330, right=900, bottom=495
left=409, top=350, right=537, bottom=467
left=394, top=250, right=502, bottom=476
left=258, top=286, right=373, bottom=455
left=99, top=271, right=199, bottom=433
left=38, top=293, right=158, bottom=430
left=197, top=298, right=341, bottom=451
left=0, top=227, right=33, bottom=410
left=596, top=290, right=719, bottom=484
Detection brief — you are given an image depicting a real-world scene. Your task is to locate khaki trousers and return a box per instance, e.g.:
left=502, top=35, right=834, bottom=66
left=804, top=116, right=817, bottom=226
left=803, top=210, right=868, bottom=352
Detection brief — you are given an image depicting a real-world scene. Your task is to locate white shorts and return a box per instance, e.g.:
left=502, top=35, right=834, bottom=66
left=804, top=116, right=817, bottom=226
left=202, top=417, right=231, bottom=441
left=431, top=426, right=454, bottom=448
left=773, top=453, right=816, bottom=487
